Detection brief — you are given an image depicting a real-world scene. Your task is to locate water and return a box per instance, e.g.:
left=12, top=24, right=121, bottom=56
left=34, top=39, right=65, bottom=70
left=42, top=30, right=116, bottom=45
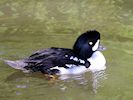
left=0, top=0, right=133, bottom=100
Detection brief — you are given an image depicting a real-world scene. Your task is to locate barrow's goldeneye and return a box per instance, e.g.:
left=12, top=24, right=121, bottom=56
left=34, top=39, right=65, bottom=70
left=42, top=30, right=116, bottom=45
left=5, top=30, right=106, bottom=75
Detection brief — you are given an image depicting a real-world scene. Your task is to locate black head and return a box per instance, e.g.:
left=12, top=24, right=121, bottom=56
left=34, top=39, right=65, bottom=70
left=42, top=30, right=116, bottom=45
left=73, top=30, right=100, bottom=59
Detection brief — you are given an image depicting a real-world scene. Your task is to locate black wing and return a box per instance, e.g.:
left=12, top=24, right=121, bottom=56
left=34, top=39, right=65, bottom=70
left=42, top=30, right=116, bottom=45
left=27, top=47, right=73, bottom=60
left=24, top=47, right=90, bottom=74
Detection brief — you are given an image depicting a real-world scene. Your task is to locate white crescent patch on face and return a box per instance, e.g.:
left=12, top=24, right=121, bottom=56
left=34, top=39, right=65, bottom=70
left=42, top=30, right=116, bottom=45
left=92, top=40, right=100, bottom=51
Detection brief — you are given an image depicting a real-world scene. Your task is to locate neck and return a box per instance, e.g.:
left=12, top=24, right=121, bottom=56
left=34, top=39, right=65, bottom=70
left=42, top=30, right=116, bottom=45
left=73, top=45, right=93, bottom=59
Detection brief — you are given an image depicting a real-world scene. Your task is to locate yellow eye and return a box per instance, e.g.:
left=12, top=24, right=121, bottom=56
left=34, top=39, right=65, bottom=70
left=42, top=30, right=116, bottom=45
left=89, top=41, right=93, bottom=45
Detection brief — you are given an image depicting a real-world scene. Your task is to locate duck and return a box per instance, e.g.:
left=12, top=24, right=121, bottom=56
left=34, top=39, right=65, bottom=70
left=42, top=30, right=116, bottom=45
left=5, top=30, right=106, bottom=76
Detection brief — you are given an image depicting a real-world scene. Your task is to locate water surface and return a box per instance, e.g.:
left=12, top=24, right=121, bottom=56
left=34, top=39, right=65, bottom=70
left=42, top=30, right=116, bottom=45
left=0, top=0, right=133, bottom=100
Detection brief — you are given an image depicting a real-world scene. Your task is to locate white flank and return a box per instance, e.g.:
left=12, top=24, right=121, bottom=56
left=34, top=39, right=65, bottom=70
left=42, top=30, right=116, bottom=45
left=57, top=51, right=106, bottom=75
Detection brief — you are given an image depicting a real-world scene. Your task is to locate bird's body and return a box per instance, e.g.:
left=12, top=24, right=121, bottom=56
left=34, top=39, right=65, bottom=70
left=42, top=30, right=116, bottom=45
left=5, top=30, right=106, bottom=75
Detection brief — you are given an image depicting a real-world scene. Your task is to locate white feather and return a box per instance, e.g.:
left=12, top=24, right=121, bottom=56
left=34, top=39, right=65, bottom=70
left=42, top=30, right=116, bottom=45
left=92, top=40, right=100, bottom=51
left=79, top=59, right=85, bottom=64
left=87, top=51, right=106, bottom=72
left=73, top=57, right=78, bottom=61
left=57, top=51, right=106, bottom=75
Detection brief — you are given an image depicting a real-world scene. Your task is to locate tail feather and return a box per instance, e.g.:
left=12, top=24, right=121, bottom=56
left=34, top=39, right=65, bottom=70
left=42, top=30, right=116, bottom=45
left=4, top=60, right=27, bottom=70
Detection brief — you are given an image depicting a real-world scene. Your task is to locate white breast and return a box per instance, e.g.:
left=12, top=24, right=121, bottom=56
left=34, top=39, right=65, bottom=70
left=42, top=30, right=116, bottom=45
left=56, top=51, right=106, bottom=75
left=87, top=51, right=106, bottom=72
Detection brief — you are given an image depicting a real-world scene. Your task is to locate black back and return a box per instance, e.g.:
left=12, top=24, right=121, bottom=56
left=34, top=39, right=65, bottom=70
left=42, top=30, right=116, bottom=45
left=24, top=47, right=90, bottom=74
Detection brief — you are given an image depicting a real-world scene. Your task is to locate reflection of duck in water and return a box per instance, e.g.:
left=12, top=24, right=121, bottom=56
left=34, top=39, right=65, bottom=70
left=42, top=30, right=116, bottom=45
left=5, top=70, right=107, bottom=96
left=4, top=30, right=106, bottom=78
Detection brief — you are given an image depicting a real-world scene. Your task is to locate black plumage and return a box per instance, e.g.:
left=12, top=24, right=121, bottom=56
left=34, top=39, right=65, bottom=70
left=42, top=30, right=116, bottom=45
left=24, top=47, right=90, bottom=74
left=5, top=30, right=101, bottom=75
